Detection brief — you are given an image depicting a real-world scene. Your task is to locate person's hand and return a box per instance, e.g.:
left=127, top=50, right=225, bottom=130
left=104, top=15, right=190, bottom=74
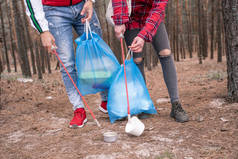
left=114, top=24, right=126, bottom=39
left=81, top=0, right=93, bottom=23
left=40, top=31, right=57, bottom=53
left=129, top=36, right=145, bottom=53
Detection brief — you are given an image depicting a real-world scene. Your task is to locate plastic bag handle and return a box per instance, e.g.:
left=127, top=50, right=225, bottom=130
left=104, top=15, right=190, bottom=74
left=84, top=20, right=93, bottom=40
left=126, top=49, right=133, bottom=60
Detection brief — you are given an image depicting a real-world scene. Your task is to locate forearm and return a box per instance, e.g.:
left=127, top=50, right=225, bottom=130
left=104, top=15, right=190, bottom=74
left=138, top=0, right=168, bottom=42
left=24, top=0, right=49, bottom=33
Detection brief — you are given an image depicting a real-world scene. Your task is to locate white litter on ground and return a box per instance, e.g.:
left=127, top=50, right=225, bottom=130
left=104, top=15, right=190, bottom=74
left=42, top=128, right=62, bottom=137
left=46, top=96, right=53, bottom=100
left=135, top=149, right=151, bottom=158
left=156, top=98, right=170, bottom=104
left=49, top=116, right=68, bottom=129
left=8, top=130, right=24, bottom=143
left=152, top=135, right=173, bottom=143
left=85, top=153, right=119, bottom=159
left=220, top=117, right=229, bottom=122
left=210, top=98, right=225, bottom=108
left=17, top=78, right=33, bottom=83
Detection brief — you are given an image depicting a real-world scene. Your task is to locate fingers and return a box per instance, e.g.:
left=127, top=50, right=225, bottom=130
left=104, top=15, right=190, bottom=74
left=81, top=17, right=86, bottom=24
left=50, top=44, right=57, bottom=54
left=40, top=31, right=57, bottom=54
left=46, top=42, right=54, bottom=53
left=114, top=25, right=126, bottom=39
left=81, top=18, right=86, bottom=23
left=114, top=28, right=120, bottom=38
left=87, top=9, right=93, bottom=21
left=81, top=10, right=93, bottom=23
left=129, top=38, right=140, bottom=50
left=130, top=45, right=143, bottom=52
left=115, top=30, right=123, bottom=39
left=130, top=46, right=142, bottom=52
left=48, top=38, right=56, bottom=53
left=80, top=7, right=85, bottom=16
left=81, top=1, right=93, bottom=23
left=129, top=37, right=145, bottom=52
left=130, top=38, right=138, bottom=47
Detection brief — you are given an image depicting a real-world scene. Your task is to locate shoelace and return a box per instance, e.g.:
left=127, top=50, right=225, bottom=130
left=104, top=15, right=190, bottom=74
left=75, top=111, right=83, bottom=118
left=173, top=103, right=185, bottom=114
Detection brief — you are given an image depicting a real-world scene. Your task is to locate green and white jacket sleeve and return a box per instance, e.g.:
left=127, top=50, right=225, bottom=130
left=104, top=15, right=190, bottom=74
left=24, top=0, right=49, bottom=33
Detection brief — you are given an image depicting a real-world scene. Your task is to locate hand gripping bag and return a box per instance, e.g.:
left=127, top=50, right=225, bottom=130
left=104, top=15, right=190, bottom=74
left=75, top=21, right=120, bottom=95
left=107, top=52, right=157, bottom=123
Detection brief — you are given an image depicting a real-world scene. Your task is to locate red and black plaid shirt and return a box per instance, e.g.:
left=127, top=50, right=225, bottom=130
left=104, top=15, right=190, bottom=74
left=112, top=0, right=168, bottom=42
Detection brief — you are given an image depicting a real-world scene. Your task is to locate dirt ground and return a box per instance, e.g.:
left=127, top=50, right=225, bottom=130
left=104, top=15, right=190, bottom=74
left=0, top=56, right=238, bottom=159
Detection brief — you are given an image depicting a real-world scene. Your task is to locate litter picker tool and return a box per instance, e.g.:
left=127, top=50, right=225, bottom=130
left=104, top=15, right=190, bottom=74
left=52, top=50, right=101, bottom=128
left=119, top=36, right=145, bottom=136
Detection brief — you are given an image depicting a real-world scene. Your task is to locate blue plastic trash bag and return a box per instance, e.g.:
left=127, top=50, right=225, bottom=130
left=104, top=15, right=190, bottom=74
left=75, top=22, right=120, bottom=96
left=107, top=58, right=157, bottom=123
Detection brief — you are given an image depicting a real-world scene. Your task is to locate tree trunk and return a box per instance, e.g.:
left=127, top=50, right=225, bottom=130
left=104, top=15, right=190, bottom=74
left=180, top=36, right=186, bottom=59
left=7, top=0, right=17, bottom=72
left=168, top=1, right=173, bottom=53
left=40, top=46, right=46, bottom=74
left=95, top=0, right=121, bottom=63
left=0, top=2, right=11, bottom=73
left=35, top=41, right=42, bottom=79
left=217, top=0, right=222, bottom=63
left=189, top=0, right=194, bottom=54
left=145, top=43, right=152, bottom=71
left=185, top=0, right=193, bottom=58
left=210, top=0, right=215, bottom=59
left=152, top=49, right=158, bottom=67
left=95, top=0, right=109, bottom=44
left=12, top=0, right=31, bottom=77
left=165, top=1, right=169, bottom=37
left=0, top=54, right=3, bottom=74
left=202, top=0, right=208, bottom=59
left=20, top=0, right=37, bottom=74
left=178, top=0, right=185, bottom=59
left=144, top=44, right=147, bottom=68
left=55, top=61, right=60, bottom=70
left=173, top=20, right=176, bottom=61
left=175, top=0, right=179, bottom=62
left=197, top=0, right=203, bottom=64
left=45, top=50, right=52, bottom=74
left=222, top=0, right=238, bottom=102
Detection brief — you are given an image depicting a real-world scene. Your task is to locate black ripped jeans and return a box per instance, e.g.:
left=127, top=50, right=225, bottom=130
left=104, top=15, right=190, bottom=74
left=124, top=22, right=179, bottom=103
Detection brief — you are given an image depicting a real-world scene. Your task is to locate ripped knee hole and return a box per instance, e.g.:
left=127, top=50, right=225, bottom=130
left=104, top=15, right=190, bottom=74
left=134, top=57, right=143, bottom=64
left=159, top=49, right=171, bottom=57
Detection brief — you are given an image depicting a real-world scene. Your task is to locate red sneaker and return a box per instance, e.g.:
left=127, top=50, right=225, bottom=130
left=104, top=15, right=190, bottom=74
left=69, top=108, right=87, bottom=128
left=99, top=101, right=108, bottom=113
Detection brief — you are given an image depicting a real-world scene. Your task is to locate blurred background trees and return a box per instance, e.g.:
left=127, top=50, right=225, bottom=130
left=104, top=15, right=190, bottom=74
left=0, top=0, right=237, bottom=101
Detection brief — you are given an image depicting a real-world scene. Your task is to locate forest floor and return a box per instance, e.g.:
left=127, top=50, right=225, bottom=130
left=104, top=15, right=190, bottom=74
left=0, top=56, right=238, bottom=159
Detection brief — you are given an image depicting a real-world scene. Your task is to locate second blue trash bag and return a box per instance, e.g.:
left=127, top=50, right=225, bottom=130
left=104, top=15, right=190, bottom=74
left=75, top=21, right=120, bottom=95
left=107, top=57, right=157, bottom=123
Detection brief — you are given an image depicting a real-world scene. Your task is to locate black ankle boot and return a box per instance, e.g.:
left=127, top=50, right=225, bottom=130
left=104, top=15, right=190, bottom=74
left=170, top=101, right=189, bottom=123
left=137, top=113, right=151, bottom=119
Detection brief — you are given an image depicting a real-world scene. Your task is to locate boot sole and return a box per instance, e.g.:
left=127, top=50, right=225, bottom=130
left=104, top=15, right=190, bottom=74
left=175, top=118, right=189, bottom=123
left=98, top=106, right=108, bottom=114
left=138, top=113, right=151, bottom=119
left=170, top=111, right=189, bottom=123
left=170, top=115, right=189, bottom=123
left=69, top=118, right=88, bottom=129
